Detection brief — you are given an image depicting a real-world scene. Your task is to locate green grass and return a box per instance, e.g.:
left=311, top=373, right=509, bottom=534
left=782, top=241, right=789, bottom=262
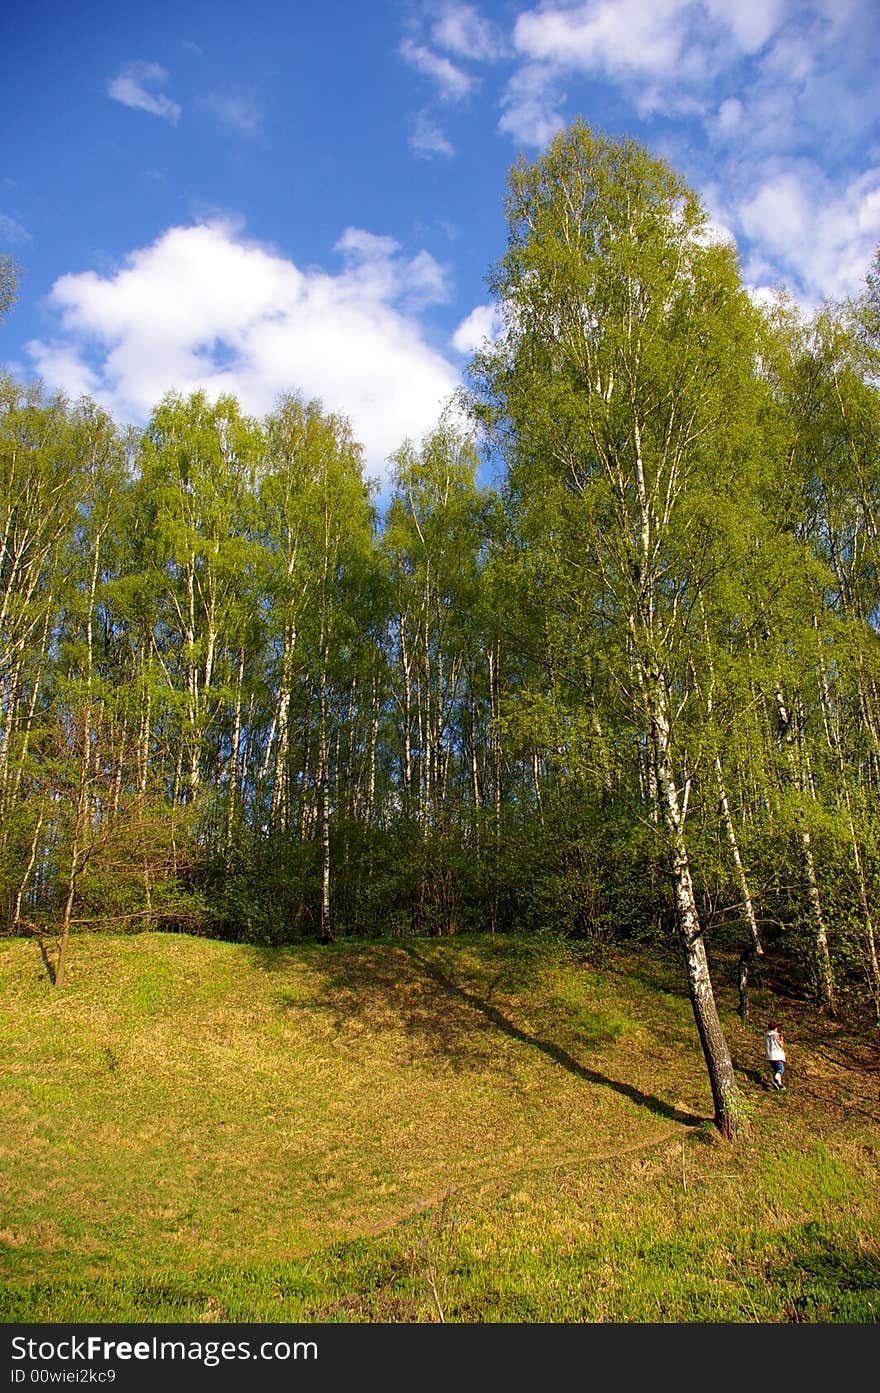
left=1, top=930, right=879, bottom=1322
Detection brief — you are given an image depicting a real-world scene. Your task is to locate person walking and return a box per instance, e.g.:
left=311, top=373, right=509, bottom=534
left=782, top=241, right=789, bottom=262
left=765, top=1020, right=786, bottom=1090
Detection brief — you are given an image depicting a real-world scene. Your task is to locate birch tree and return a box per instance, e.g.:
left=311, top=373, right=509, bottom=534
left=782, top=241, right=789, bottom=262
left=0, top=380, right=80, bottom=930
left=470, top=123, right=760, bottom=1137
left=135, top=390, right=262, bottom=810
left=261, top=394, right=378, bottom=942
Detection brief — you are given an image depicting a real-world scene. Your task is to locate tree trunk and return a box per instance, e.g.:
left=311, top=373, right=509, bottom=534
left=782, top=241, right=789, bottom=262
left=55, top=823, right=81, bottom=989
left=715, top=755, right=764, bottom=1021
left=815, top=640, right=880, bottom=1019
left=774, top=685, right=836, bottom=1013
left=318, top=682, right=333, bottom=944
left=225, top=647, right=245, bottom=853
left=801, top=823, right=836, bottom=1012
left=651, top=681, right=743, bottom=1139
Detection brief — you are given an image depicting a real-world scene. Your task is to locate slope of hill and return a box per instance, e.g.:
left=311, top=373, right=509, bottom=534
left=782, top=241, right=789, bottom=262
left=2, top=931, right=878, bottom=1322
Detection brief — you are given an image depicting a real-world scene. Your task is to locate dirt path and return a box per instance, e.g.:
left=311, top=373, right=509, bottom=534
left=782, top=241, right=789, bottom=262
left=359, top=1122, right=705, bottom=1238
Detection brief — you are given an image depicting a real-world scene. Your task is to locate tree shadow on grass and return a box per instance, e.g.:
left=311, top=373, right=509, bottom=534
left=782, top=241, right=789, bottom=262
left=254, top=940, right=507, bottom=1068
left=735, top=1063, right=776, bottom=1092
left=401, top=945, right=704, bottom=1128
left=250, top=938, right=705, bottom=1126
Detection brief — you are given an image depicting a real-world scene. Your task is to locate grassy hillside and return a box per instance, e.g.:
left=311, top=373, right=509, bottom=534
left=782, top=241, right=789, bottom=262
left=2, top=930, right=879, bottom=1322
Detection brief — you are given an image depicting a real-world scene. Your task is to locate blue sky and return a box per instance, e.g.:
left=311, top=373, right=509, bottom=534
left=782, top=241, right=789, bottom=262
left=2, top=0, right=879, bottom=487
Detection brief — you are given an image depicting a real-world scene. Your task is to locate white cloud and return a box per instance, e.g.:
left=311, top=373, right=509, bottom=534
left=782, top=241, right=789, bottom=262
left=107, top=62, right=181, bottom=122
left=738, top=164, right=880, bottom=302
left=512, top=0, right=787, bottom=83
left=703, top=0, right=786, bottom=54
left=335, top=227, right=401, bottom=265
left=334, top=227, right=451, bottom=309
left=399, top=37, right=474, bottom=101
left=740, top=173, right=810, bottom=257
left=431, top=4, right=505, bottom=61
left=199, top=89, right=265, bottom=139
left=715, top=97, right=743, bottom=135
left=401, top=250, right=453, bottom=309
left=24, top=342, right=99, bottom=399
left=498, top=62, right=566, bottom=148
left=26, top=223, right=461, bottom=484
left=451, top=302, right=505, bottom=353
left=514, top=0, right=689, bottom=82
left=502, top=0, right=794, bottom=128
left=0, top=212, right=31, bottom=245
left=409, top=111, right=455, bottom=159
left=500, top=1, right=700, bottom=141
left=760, top=32, right=817, bottom=83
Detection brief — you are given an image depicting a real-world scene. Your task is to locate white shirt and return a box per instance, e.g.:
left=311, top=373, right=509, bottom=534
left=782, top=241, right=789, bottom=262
left=765, top=1029, right=785, bottom=1061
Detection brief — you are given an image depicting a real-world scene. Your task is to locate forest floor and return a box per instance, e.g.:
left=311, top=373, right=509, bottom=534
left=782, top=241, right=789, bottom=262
left=1, top=929, right=879, bottom=1322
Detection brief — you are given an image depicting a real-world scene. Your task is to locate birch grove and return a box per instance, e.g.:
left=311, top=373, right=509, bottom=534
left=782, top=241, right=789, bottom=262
left=1, top=127, right=879, bottom=1133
